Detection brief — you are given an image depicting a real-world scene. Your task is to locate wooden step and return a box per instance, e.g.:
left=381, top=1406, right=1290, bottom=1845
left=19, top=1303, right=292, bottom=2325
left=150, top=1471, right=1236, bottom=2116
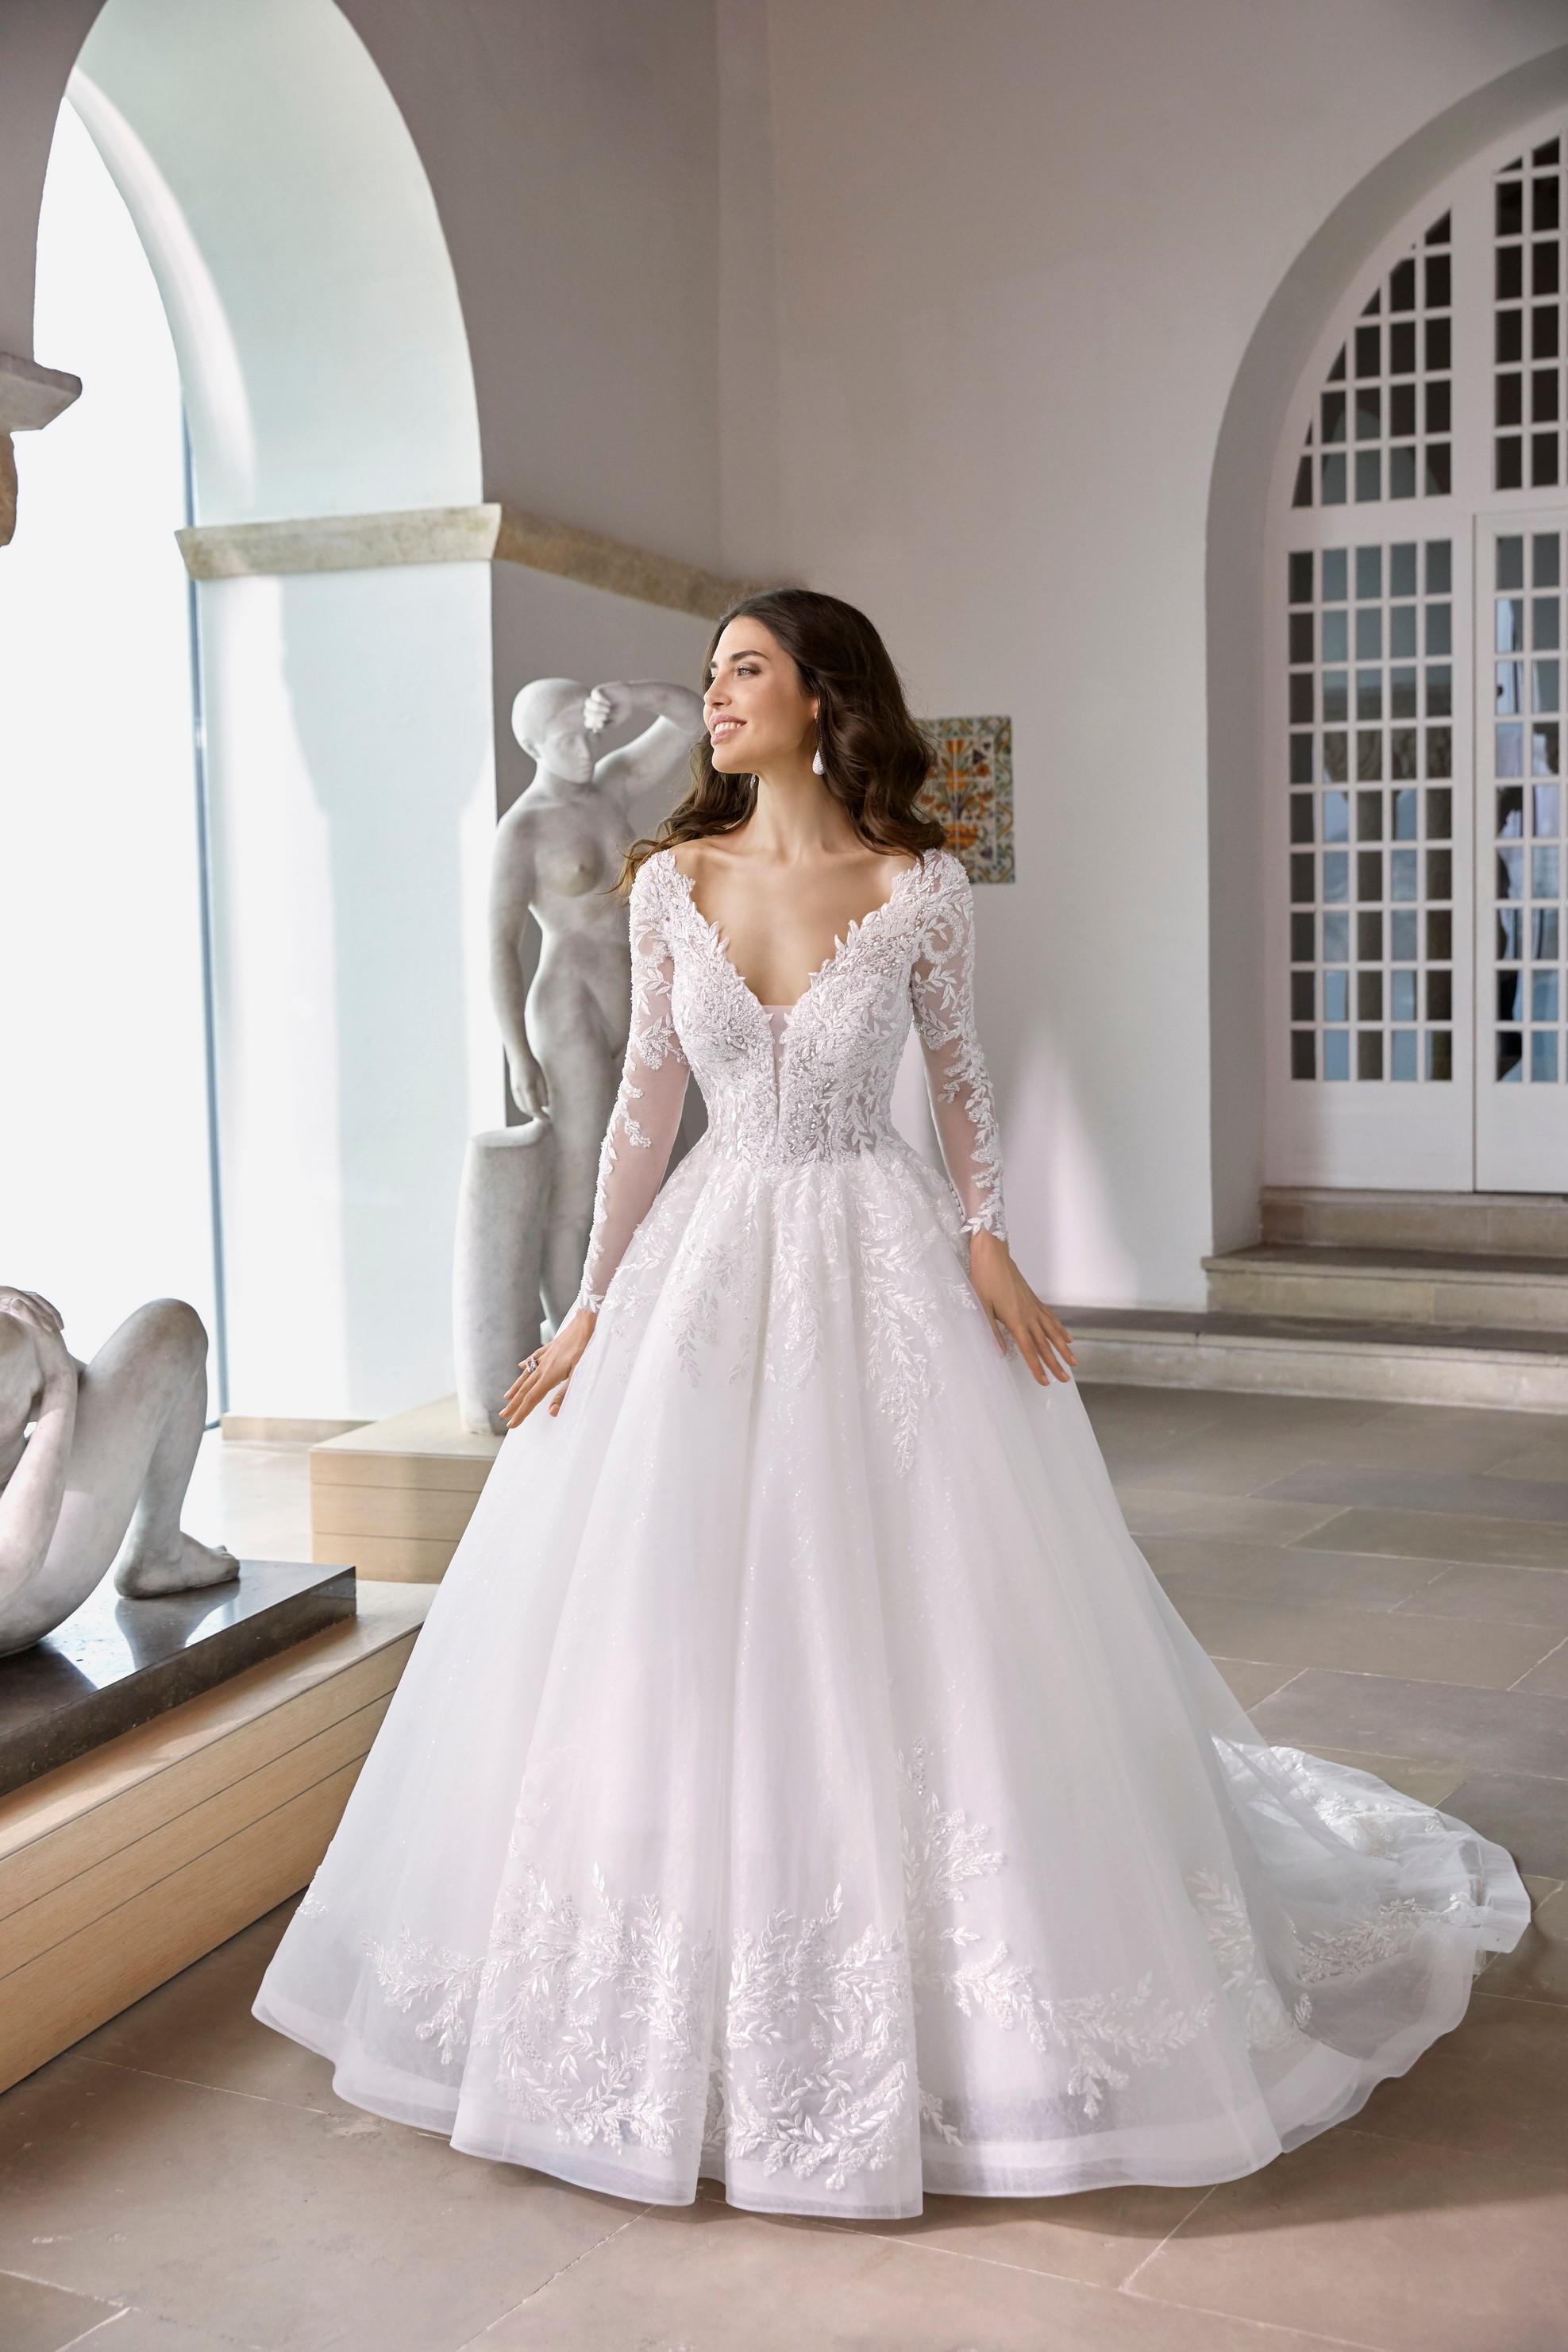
left=0, top=1582, right=433, bottom=2093
left=1204, top=1245, right=1568, bottom=1333
left=1262, top=1186, right=1568, bottom=1256
left=1066, top=1304, right=1568, bottom=1413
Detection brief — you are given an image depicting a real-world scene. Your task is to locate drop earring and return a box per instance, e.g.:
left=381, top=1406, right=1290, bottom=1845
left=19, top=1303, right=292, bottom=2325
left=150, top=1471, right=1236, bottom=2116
left=811, top=745, right=826, bottom=776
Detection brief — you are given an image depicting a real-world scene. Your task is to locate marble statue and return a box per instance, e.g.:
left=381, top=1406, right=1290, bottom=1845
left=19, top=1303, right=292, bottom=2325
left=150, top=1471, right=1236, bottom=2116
left=0, top=1289, right=236, bottom=1657
left=453, top=677, right=704, bottom=1433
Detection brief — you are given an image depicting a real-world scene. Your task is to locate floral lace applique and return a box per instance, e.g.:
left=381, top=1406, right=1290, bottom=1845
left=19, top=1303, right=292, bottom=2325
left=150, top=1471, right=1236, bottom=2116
left=1265, top=1746, right=1454, bottom=1857
left=472, top=1866, right=713, bottom=2155
left=364, top=1927, right=483, bottom=2067
left=1186, top=1870, right=1312, bottom=2049
left=900, top=1745, right=1215, bottom=2120
left=717, top=1890, right=912, bottom=2189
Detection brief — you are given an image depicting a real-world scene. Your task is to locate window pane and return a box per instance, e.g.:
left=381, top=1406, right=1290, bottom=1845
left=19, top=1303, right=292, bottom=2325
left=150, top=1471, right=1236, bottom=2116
left=1391, top=1028, right=1418, bottom=1081
left=1532, top=1030, right=1559, bottom=1082
left=1324, top=1028, right=1350, bottom=1080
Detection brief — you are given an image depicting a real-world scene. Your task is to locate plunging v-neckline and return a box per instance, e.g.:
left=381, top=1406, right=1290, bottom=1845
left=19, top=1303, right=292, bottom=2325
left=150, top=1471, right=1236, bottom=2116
left=667, top=850, right=926, bottom=1025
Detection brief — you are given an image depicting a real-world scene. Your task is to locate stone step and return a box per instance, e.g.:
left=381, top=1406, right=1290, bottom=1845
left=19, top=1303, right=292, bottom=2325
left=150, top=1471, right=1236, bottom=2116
left=1204, top=1245, right=1568, bottom=1333
left=1065, top=1304, right=1568, bottom=1413
left=1261, top=1186, right=1568, bottom=1257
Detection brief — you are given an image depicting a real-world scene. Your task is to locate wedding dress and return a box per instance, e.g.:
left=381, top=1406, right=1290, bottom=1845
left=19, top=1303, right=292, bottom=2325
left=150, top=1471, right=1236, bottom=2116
left=255, top=846, right=1528, bottom=2217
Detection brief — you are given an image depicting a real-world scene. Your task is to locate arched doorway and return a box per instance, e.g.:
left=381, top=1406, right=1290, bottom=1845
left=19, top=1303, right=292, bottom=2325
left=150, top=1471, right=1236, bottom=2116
left=1269, top=107, right=1568, bottom=1196
left=32, top=0, right=491, bottom=1419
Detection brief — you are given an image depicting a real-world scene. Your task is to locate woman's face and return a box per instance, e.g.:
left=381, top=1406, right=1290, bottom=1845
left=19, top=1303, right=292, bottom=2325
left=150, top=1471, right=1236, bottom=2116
left=703, top=619, right=819, bottom=775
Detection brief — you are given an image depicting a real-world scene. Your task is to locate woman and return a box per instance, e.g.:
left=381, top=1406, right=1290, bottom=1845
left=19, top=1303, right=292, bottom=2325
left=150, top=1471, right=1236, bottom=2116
left=256, top=588, right=1527, bottom=2219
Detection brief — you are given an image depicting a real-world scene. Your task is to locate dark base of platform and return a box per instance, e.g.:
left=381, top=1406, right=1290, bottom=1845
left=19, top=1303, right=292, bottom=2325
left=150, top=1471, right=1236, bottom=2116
left=0, top=1561, right=356, bottom=1795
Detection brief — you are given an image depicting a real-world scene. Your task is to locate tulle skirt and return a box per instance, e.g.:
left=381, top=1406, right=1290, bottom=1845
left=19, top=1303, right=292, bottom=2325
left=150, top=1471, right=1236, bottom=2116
left=254, top=1136, right=1529, bottom=2217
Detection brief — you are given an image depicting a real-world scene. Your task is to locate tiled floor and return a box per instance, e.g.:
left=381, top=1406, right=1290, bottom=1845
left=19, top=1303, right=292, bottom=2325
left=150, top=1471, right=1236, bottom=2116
left=4, top=1386, right=1568, bottom=2351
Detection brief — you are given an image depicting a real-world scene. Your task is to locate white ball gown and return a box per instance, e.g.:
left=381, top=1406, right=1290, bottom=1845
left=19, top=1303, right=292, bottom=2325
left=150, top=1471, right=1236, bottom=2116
left=256, top=846, right=1528, bottom=2219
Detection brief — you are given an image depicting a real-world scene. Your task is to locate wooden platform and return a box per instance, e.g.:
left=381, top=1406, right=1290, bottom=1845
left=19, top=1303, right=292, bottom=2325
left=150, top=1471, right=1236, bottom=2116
left=310, top=1396, right=501, bottom=1581
left=0, top=1581, right=432, bottom=2096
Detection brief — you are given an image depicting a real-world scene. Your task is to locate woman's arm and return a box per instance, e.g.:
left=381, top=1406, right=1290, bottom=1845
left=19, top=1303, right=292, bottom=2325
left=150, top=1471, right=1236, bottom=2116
left=911, top=862, right=1075, bottom=1385
left=503, top=864, right=689, bottom=1425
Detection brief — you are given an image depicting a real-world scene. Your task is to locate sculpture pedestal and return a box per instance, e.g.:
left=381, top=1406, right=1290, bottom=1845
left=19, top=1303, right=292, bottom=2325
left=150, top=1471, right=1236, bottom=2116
left=310, top=1398, right=500, bottom=1582
left=0, top=1582, right=432, bottom=2094
left=453, top=1120, right=552, bottom=1436
left=0, top=1560, right=355, bottom=1798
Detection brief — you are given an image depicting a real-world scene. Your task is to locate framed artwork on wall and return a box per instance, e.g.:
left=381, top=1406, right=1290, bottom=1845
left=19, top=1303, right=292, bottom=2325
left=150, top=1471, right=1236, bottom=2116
left=918, top=715, right=1015, bottom=883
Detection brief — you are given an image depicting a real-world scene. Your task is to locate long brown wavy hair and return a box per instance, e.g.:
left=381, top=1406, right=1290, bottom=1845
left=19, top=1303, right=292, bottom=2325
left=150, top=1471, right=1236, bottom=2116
left=618, top=588, right=943, bottom=893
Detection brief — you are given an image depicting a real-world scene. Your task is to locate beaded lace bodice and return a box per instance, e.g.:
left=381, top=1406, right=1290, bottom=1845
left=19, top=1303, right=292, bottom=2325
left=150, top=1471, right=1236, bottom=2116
left=574, top=847, right=1007, bottom=1314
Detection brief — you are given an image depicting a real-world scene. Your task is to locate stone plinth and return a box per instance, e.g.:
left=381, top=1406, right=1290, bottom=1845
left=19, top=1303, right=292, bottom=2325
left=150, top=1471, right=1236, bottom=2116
left=0, top=1563, right=356, bottom=1799
left=310, top=1398, right=501, bottom=1582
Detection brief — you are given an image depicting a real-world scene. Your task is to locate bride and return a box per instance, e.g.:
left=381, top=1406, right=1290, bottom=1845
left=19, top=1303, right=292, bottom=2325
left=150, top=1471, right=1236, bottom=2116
left=256, top=588, right=1527, bottom=2218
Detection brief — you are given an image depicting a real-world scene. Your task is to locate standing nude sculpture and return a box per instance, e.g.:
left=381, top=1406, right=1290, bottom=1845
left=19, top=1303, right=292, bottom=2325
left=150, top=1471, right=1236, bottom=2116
left=0, top=1290, right=236, bottom=1656
left=453, top=678, right=705, bottom=1432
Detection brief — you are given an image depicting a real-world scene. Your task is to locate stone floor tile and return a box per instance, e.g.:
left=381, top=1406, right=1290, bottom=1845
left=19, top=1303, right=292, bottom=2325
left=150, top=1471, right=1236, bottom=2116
left=1300, top=1507, right=1568, bottom=1571
left=1512, top=1640, right=1568, bottom=1696
left=0, top=2053, right=631, bottom=2352
left=1146, top=1536, right=1441, bottom=1611
left=59, top=2312, right=236, bottom=2352
left=1118, top=1490, right=1347, bottom=1544
left=476, top=2198, right=1350, bottom=2352
left=1355, top=1991, right=1568, bottom=2167
left=74, top=1903, right=353, bottom=2117
left=1391, top=1560, right=1568, bottom=1629
left=1260, top=1464, right=1568, bottom=1525
left=1482, top=1880, right=1568, bottom=2006
left=1115, top=1440, right=1357, bottom=1501
left=1169, top=1591, right=1555, bottom=1689
left=1482, top=1433, right=1568, bottom=1485
left=1269, top=1416, right=1546, bottom=1476
left=1248, top=1671, right=1568, bottom=1778
left=834, top=2179, right=1213, bottom=2288
left=1212, top=1659, right=1300, bottom=1710
left=1435, top=1770, right=1568, bottom=1878
left=0, top=2269, right=122, bottom=2352
left=1132, top=2126, right=1568, bottom=2352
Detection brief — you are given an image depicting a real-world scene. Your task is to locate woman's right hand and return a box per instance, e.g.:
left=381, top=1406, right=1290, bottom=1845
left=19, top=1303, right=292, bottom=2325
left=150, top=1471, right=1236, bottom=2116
left=500, top=1308, right=597, bottom=1428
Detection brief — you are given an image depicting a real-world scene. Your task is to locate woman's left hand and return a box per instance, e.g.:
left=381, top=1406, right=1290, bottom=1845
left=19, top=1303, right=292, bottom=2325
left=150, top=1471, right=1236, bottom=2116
left=966, top=1230, right=1076, bottom=1385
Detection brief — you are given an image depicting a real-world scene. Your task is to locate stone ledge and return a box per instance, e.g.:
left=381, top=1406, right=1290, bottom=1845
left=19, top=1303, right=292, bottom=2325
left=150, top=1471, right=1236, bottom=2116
left=176, top=501, right=770, bottom=619
left=0, top=352, right=83, bottom=434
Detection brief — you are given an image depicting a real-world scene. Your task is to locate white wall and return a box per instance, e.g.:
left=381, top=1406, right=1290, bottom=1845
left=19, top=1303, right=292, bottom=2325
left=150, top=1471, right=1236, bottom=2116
left=73, top=0, right=493, bottom=1419
left=0, top=100, right=214, bottom=1363
left=731, top=0, right=1568, bottom=1308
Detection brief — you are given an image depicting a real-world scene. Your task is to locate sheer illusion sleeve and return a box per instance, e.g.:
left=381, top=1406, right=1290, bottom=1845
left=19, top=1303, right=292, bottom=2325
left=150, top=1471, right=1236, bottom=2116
left=572, top=863, right=691, bottom=1315
left=910, top=857, right=1008, bottom=1241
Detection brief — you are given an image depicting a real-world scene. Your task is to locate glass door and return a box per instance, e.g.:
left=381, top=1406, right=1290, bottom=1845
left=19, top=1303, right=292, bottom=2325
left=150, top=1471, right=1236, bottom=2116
left=1475, top=510, right=1568, bottom=1186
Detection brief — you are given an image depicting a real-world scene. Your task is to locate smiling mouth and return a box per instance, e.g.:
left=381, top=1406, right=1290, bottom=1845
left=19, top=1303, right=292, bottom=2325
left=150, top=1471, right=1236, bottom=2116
left=711, top=720, right=745, bottom=742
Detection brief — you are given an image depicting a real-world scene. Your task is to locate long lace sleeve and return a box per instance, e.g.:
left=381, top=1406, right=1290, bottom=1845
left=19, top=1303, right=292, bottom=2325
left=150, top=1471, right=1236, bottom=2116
left=572, top=864, right=691, bottom=1314
left=910, top=856, right=1007, bottom=1240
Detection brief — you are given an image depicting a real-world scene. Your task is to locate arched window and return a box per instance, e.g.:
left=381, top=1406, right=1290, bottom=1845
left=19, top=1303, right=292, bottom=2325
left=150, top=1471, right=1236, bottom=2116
left=1269, top=119, right=1568, bottom=1192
